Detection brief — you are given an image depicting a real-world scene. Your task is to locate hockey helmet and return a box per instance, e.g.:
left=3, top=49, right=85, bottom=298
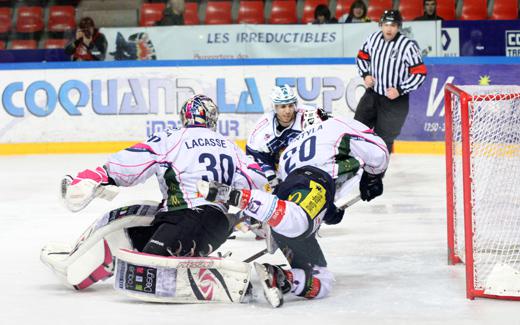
left=180, top=95, right=219, bottom=131
left=302, top=107, right=330, bottom=129
left=271, top=84, right=297, bottom=107
left=380, top=10, right=402, bottom=27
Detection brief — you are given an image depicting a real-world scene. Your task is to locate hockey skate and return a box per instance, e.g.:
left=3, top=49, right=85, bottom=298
left=197, top=180, right=243, bottom=207
left=253, top=262, right=291, bottom=308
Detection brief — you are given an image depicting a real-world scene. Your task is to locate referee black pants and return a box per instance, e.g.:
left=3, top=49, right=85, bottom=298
left=354, top=88, right=409, bottom=153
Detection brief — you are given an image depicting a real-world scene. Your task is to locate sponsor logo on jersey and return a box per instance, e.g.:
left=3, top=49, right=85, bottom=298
left=267, top=199, right=286, bottom=227
left=246, top=199, right=262, bottom=214
left=299, top=180, right=326, bottom=219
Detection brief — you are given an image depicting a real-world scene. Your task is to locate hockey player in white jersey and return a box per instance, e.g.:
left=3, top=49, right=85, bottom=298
left=198, top=109, right=389, bottom=307
left=43, top=94, right=267, bottom=293
left=246, top=84, right=307, bottom=191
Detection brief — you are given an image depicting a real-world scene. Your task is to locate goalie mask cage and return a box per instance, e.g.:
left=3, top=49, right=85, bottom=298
left=445, top=84, right=520, bottom=300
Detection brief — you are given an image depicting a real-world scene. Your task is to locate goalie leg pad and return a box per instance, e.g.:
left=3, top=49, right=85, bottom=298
left=73, top=239, right=114, bottom=290
left=41, top=202, right=159, bottom=289
left=114, top=249, right=252, bottom=303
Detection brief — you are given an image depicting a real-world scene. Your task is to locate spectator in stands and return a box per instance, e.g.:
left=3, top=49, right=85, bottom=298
left=414, top=0, right=444, bottom=21
left=65, top=17, right=107, bottom=61
left=156, top=0, right=185, bottom=26
left=338, top=0, right=371, bottom=23
left=312, top=4, right=337, bottom=24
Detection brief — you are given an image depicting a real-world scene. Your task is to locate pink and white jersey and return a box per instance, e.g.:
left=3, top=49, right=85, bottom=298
left=278, top=116, right=389, bottom=181
left=104, top=127, right=267, bottom=212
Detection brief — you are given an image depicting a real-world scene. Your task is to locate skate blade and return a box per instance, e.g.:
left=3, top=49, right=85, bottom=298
left=253, top=262, right=283, bottom=308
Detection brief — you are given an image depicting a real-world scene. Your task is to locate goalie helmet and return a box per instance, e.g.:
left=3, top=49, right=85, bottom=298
left=180, top=95, right=219, bottom=131
left=271, top=84, right=297, bottom=107
left=302, top=107, right=330, bottom=129
left=379, top=10, right=402, bottom=27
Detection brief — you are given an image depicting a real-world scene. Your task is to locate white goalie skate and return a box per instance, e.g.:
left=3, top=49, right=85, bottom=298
left=254, top=262, right=291, bottom=308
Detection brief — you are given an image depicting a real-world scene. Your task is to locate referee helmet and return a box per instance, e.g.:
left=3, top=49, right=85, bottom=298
left=380, top=10, right=402, bottom=27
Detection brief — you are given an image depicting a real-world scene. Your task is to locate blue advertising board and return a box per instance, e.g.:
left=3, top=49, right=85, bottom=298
left=442, top=20, right=520, bottom=56
left=402, top=57, right=520, bottom=141
left=0, top=49, right=68, bottom=63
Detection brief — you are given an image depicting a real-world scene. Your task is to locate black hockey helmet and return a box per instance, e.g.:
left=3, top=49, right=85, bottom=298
left=380, top=10, right=402, bottom=26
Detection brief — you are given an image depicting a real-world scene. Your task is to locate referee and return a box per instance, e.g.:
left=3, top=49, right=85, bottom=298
left=355, top=10, right=427, bottom=153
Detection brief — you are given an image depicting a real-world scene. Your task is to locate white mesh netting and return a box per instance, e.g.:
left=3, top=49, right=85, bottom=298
left=449, top=85, right=520, bottom=296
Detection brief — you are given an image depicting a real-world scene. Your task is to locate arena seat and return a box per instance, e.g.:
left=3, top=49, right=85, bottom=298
left=17, top=6, right=43, bottom=19
left=16, top=16, right=44, bottom=34
left=139, top=2, right=165, bottom=26
left=237, top=1, right=264, bottom=24
left=460, top=0, right=488, bottom=20
left=399, top=0, right=423, bottom=21
left=269, top=0, right=297, bottom=24
left=43, top=38, right=68, bottom=49
left=0, top=16, right=8, bottom=39
left=302, top=0, right=329, bottom=24
left=436, top=0, right=456, bottom=20
left=15, top=6, right=44, bottom=37
left=490, top=0, right=518, bottom=20
left=48, top=6, right=76, bottom=34
left=10, top=39, right=37, bottom=49
left=335, top=0, right=355, bottom=18
left=0, top=7, right=11, bottom=19
left=184, top=2, right=199, bottom=25
left=366, top=0, right=393, bottom=21
left=48, top=15, right=75, bottom=33
left=49, top=5, right=75, bottom=18
left=205, top=1, right=232, bottom=25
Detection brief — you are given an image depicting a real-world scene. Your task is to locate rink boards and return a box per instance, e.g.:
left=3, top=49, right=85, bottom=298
left=1, top=57, right=520, bottom=155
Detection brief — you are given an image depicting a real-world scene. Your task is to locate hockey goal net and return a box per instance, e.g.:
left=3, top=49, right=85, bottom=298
left=445, top=84, right=520, bottom=300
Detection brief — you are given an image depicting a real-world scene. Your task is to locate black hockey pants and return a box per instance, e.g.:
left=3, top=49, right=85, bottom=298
left=127, top=205, right=230, bottom=257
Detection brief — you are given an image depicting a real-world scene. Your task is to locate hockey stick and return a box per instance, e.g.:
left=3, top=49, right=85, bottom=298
left=337, top=194, right=362, bottom=210
left=243, top=194, right=363, bottom=263
left=243, top=248, right=269, bottom=263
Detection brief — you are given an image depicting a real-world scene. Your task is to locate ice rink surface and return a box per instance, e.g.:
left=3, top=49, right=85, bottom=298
left=1, top=153, right=519, bottom=325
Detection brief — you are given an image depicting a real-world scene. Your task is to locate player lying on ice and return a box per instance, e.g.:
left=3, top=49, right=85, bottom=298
left=41, top=94, right=268, bottom=303
left=198, top=109, right=390, bottom=307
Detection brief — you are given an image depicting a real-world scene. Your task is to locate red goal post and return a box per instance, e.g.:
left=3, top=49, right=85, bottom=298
left=444, top=84, right=520, bottom=300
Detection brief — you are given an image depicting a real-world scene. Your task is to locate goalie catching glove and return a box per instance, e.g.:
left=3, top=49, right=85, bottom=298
left=62, top=166, right=119, bottom=212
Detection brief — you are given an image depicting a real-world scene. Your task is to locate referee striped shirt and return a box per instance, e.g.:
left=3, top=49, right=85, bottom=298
left=357, top=31, right=427, bottom=96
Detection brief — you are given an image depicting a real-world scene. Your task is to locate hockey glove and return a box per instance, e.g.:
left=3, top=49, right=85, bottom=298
left=265, top=169, right=280, bottom=193
left=359, top=171, right=383, bottom=202
left=323, top=205, right=345, bottom=225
